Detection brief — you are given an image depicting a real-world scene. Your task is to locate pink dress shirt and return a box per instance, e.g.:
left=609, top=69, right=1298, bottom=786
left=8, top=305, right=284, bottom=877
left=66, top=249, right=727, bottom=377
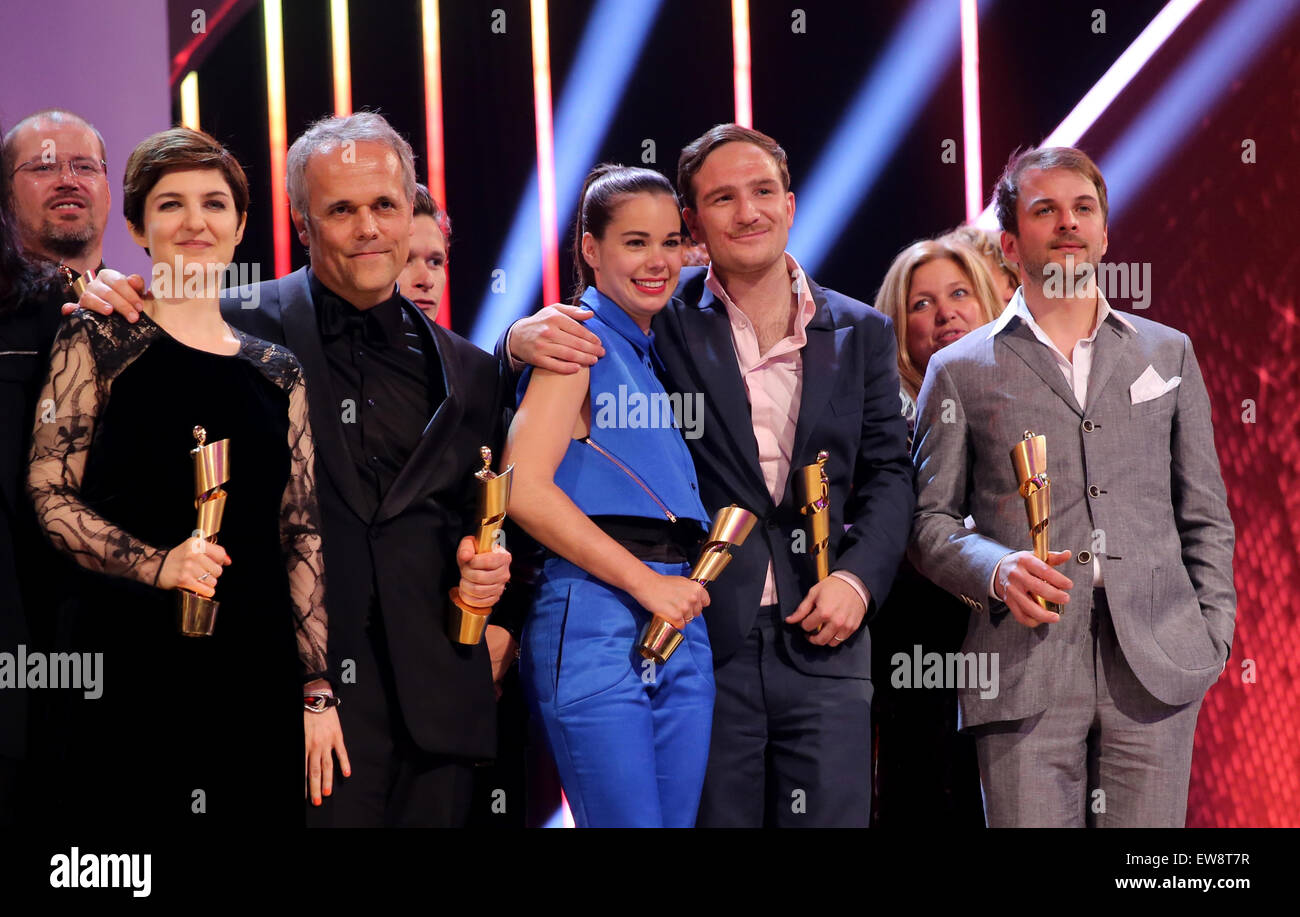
left=706, top=254, right=870, bottom=611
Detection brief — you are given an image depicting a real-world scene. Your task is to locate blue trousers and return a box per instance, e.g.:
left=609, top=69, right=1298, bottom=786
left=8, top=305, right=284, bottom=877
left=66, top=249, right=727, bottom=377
left=521, top=558, right=715, bottom=827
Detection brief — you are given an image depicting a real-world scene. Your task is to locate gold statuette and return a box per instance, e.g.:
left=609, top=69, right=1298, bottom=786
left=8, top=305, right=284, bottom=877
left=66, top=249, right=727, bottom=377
left=794, top=450, right=832, bottom=582
left=179, top=426, right=230, bottom=636
left=1010, top=431, right=1060, bottom=614
left=638, top=504, right=757, bottom=664
left=447, top=446, right=514, bottom=645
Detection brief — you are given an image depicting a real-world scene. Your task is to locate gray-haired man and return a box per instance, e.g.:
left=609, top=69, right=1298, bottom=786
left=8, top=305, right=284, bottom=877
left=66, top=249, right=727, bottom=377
left=908, top=146, right=1235, bottom=827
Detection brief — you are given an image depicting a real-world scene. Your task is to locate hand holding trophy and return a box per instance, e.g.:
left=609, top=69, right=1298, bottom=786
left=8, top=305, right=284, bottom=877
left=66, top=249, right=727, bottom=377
left=1010, top=431, right=1061, bottom=615
left=793, top=450, right=832, bottom=636
left=794, top=450, right=831, bottom=581
left=178, top=425, right=229, bottom=636
left=637, top=504, right=757, bottom=664
left=448, top=446, right=514, bottom=645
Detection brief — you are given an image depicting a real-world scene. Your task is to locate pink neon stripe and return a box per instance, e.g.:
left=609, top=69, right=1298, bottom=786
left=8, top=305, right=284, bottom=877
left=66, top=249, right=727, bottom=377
left=265, top=1, right=290, bottom=279
left=732, top=0, right=752, bottom=127
left=332, top=0, right=352, bottom=116
left=531, top=0, right=560, bottom=308
left=960, top=0, right=983, bottom=223
left=422, top=0, right=451, bottom=326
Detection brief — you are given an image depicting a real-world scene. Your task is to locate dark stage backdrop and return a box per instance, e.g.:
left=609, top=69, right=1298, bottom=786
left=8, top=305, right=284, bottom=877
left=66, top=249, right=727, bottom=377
left=158, top=0, right=1297, bottom=826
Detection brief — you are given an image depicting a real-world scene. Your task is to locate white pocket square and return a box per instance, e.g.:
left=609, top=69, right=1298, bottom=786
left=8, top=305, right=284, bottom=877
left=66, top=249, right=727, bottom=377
left=1130, top=365, right=1181, bottom=404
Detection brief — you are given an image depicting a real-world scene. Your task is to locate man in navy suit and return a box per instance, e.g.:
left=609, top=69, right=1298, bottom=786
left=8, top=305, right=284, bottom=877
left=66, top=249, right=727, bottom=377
left=505, top=124, right=913, bottom=826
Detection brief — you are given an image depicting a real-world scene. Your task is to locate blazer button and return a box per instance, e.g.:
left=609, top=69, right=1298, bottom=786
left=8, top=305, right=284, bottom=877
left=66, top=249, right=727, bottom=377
left=1087, top=484, right=1101, bottom=498
left=1077, top=550, right=1092, bottom=564
left=1082, top=419, right=1095, bottom=432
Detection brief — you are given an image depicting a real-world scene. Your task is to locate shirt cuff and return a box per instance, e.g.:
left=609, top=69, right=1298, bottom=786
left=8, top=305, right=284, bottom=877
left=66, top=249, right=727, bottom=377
left=504, top=323, right=525, bottom=374
left=989, top=551, right=1017, bottom=600
left=829, top=570, right=870, bottom=614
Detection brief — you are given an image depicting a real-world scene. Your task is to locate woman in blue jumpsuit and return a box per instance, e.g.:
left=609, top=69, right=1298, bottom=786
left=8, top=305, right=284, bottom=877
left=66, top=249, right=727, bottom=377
left=504, top=164, right=714, bottom=827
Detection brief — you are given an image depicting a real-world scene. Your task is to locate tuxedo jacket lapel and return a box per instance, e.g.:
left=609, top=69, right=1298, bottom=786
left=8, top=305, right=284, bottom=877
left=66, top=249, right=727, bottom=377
left=375, top=309, right=465, bottom=524
left=278, top=269, right=376, bottom=522
left=1001, top=320, right=1084, bottom=417
left=790, top=284, right=838, bottom=465
left=677, top=289, right=771, bottom=510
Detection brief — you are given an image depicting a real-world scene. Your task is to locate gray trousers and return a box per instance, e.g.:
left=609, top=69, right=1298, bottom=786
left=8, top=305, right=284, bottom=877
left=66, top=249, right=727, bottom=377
left=971, top=590, right=1204, bottom=827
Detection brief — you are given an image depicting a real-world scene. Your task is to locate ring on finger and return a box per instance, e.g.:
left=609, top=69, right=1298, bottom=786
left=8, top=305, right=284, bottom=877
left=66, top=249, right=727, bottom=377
left=198, top=572, right=212, bottom=583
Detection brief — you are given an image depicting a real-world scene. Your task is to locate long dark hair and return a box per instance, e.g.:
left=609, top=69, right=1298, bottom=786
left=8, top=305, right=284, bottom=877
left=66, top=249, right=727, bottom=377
left=0, top=145, right=53, bottom=315
left=571, top=163, right=677, bottom=305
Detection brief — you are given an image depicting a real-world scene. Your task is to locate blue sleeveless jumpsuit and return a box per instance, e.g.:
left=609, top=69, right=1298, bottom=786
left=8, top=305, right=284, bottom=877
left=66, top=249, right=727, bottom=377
left=517, top=286, right=715, bottom=828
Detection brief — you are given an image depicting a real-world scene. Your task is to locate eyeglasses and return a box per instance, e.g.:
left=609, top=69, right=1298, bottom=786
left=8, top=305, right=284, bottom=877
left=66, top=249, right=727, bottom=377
left=11, top=157, right=106, bottom=180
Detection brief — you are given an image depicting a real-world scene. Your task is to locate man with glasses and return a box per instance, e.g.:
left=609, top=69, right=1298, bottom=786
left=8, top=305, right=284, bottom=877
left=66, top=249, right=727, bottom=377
left=1, top=109, right=109, bottom=825
left=2, top=109, right=110, bottom=287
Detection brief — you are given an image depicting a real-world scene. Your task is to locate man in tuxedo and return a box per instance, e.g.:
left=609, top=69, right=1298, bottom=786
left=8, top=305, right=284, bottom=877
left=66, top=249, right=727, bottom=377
left=505, top=124, right=914, bottom=826
left=76, top=113, right=516, bottom=827
left=908, top=146, right=1235, bottom=826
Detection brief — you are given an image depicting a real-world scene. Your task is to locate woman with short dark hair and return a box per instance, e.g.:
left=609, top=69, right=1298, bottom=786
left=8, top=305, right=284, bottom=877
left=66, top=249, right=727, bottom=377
left=28, top=127, right=340, bottom=826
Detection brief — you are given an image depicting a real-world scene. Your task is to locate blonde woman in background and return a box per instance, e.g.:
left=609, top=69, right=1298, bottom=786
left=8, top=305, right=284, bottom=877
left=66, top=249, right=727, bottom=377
left=873, top=236, right=1005, bottom=439
left=943, top=224, right=1020, bottom=305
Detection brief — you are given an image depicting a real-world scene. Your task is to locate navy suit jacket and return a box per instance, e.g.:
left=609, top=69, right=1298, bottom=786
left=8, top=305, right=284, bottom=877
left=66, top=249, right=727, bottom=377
left=500, top=265, right=914, bottom=678
left=656, top=267, right=913, bottom=677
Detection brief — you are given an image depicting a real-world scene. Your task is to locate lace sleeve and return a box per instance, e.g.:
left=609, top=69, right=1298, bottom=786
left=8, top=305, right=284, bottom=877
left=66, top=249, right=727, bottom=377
left=26, top=313, right=168, bottom=585
left=281, top=365, right=329, bottom=682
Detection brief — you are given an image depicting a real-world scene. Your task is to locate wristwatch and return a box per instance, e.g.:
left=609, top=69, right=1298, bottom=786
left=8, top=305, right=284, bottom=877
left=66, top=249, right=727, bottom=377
left=304, top=691, right=342, bottom=713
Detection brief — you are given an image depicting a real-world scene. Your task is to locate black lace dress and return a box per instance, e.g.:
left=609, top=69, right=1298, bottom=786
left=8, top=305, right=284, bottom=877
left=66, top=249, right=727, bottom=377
left=27, top=310, right=328, bottom=827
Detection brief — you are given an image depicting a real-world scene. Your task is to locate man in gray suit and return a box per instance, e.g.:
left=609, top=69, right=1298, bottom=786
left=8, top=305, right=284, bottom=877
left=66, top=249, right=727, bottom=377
left=908, top=146, right=1235, bottom=827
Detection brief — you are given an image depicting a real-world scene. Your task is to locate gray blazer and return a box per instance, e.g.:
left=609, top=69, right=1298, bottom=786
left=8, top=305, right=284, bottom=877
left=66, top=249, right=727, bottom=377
left=908, top=301, right=1236, bottom=728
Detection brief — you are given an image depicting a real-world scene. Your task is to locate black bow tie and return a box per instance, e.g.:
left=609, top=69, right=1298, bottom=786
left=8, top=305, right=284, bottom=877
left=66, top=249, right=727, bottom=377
left=319, top=296, right=389, bottom=348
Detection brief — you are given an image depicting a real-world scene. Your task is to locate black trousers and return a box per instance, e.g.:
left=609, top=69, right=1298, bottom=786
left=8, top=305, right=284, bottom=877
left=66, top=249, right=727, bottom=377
left=870, top=561, right=985, bottom=827
left=697, top=605, right=873, bottom=827
left=306, top=610, right=474, bottom=828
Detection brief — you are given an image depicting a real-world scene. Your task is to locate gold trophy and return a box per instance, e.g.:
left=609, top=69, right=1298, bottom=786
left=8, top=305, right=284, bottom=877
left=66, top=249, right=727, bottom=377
left=794, top=450, right=831, bottom=582
left=179, top=426, right=229, bottom=637
left=1010, top=431, right=1060, bottom=614
left=447, top=446, right=514, bottom=645
left=638, top=504, right=757, bottom=664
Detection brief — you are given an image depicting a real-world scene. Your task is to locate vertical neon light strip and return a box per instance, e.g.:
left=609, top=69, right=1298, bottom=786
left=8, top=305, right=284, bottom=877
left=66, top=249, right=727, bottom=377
left=331, top=0, right=352, bottom=116
left=530, top=0, right=560, bottom=309
left=960, top=0, right=982, bottom=223
left=265, top=0, right=290, bottom=278
left=421, top=0, right=451, bottom=326
left=732, top=0, right=752, bottom=127
left=180, top=71, right=200, bottom=130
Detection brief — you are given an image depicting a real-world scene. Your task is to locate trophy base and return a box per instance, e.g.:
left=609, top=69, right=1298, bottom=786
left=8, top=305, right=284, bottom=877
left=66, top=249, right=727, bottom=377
left=178, top=591, right=218, bottom=637
left=447, top=589, right=491, bottom=645
left=637, top=617, right=683, bottom=664
left=1035, top=597, right=1063, bottom=616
